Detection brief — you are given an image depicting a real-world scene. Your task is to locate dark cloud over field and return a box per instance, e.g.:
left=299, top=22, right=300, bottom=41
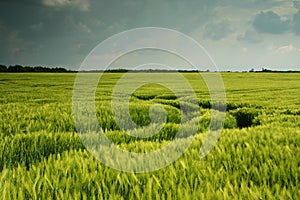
left=253, top=11, right=290, bottom=34
left=0, top=0, right=299, bottom=71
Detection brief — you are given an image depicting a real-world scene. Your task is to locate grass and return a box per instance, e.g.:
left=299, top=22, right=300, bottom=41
left=0, top=72, right=299, bottom=199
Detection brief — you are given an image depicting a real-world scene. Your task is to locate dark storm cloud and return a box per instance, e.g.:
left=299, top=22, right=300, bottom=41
left=253, top=11, right=290, bottom=34
left=250, top=2, right=300, bottom=36
left=0, top=1, right=96, bottom=66
left=292, top=1, right=300, bottom=35
left=1, top=0, right=300, bottom=70
left=293, top=11, right=300, bottom=35
left=0, top=0, right=220, bottom=68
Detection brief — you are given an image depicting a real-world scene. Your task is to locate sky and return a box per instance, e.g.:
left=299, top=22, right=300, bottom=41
left=0, top=0, right=300, bottom=71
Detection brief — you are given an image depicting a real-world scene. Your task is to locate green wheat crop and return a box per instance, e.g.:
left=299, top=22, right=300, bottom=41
left=0, top=72, right=299, bottom=199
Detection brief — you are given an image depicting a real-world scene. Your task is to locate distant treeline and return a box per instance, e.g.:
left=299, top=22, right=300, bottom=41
left=0, top=65, right=299, bottom=73
left=255, top=68, right=300, bottom=73
left=93, top=68, right=300, bottom=73
left=95, top=69, right=205, bottom=73
left=0, top=64, right=74, bottom=72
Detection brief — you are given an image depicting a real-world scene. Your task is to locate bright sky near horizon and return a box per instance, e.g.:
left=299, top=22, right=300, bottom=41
left=0, top=0, right=300, bottom=71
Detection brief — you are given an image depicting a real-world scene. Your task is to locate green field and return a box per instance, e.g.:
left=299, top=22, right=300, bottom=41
left=0, top=72, right=299, bottom=199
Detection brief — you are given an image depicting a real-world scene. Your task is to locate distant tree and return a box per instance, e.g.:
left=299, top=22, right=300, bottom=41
left=0, top=64, right=72, bottom=72
left=106, top=68, right=129, bottom=73
left=8, top=65, right=23, bottom=72
left=24, top=66, right=33, bottom=72
left=249, top=68, right=254, bottom=72
left=54, top=67, right=68, bottom=72
left=0, top=64, right=7, bottom=72
left=34, top=66, right=45, bottom=72
left=262, top=68, right=272, bottom=72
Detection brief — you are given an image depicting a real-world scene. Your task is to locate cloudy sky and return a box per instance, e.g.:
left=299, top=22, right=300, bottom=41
left=0, top=0, right=300, bottom=71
